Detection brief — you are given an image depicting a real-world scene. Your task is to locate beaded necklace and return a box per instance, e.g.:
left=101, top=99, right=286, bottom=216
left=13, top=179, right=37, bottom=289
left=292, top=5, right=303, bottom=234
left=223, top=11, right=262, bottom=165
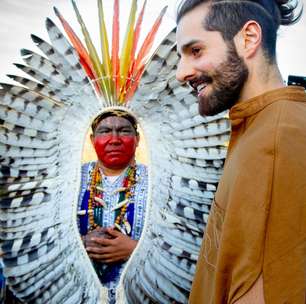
left=86, top=163, right=136, bottom=235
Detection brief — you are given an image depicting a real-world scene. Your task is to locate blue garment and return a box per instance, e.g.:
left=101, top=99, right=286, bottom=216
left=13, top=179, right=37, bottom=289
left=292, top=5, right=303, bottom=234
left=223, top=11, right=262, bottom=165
left=78, top=162, right=148, bottom=303
left=0, top=266, right=5, bottom=303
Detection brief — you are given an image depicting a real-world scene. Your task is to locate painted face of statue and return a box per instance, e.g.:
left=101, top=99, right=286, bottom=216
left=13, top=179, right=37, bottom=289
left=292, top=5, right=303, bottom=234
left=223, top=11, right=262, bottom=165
left=91, top=116, right=139, bottom=170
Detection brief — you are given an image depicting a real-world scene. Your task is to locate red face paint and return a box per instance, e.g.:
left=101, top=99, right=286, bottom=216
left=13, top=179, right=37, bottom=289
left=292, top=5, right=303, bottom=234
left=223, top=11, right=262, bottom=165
left=93, top=135, right=137, bottom=169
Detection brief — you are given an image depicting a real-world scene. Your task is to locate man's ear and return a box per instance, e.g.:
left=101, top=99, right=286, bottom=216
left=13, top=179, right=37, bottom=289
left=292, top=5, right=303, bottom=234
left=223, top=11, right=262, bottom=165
left=234, top=20, right=262, bottom=59
left=90, top=133, right=94, bottom=145
left=136, top=134, right=140, bottom=147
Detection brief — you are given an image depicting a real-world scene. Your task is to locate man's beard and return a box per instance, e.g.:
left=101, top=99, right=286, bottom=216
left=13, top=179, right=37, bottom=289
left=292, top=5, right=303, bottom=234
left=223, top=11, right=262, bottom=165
left=196, top=42, right=249, bottom=116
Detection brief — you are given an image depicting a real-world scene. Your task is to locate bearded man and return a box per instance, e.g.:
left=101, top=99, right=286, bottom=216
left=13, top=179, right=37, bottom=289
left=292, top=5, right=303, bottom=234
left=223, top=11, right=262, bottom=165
left=176, top=0, right=306, bottom=303
left=77, top=109, right=148, bottom=304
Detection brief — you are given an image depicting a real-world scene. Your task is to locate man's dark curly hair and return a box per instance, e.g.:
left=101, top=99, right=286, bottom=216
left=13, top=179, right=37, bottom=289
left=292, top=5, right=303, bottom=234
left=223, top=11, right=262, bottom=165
left=176, top=0, right=303, bottom=63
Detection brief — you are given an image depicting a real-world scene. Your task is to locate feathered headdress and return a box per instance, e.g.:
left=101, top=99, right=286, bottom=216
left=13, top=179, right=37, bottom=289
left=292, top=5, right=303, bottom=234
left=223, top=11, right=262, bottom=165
left=0, top=1, right=231, bottom=303
left=55, top=0, right=167, bottom=105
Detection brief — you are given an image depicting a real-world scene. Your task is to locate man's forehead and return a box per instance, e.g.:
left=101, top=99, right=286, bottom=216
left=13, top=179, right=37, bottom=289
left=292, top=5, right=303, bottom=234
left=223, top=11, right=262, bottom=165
left=96, top=116, right=133, bottom=127
left=176, top=3, right=210, bottom=49
left=178, top=1, right=210, bottom=23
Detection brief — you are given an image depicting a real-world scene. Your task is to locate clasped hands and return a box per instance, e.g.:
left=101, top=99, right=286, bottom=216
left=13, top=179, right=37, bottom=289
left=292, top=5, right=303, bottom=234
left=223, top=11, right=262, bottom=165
left=82, top=227, right=137, bottom=263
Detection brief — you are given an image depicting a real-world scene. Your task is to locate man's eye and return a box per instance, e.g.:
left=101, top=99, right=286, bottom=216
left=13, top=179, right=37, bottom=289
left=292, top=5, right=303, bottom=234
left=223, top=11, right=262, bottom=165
left=191, top=47, right=201, bottom=56
left=96, top=129, right=111, bottom=134
left=119, top=129, right=133, bottom=135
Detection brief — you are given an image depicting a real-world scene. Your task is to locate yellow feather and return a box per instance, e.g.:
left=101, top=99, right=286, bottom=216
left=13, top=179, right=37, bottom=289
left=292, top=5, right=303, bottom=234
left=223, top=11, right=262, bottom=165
left=98, top=0, right=113, bottom=102
left=71, top=0, right=110, bottom=100
left=119, top=0, right=137, bottom=102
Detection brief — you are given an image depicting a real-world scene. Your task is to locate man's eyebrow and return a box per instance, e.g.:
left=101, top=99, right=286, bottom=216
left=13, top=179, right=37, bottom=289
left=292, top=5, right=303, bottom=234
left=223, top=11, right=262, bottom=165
left=117, top=125, right=134, bottom=130
left=178, top=39, right=202, bottom=55
left=97, top=125, right=133, bottom=130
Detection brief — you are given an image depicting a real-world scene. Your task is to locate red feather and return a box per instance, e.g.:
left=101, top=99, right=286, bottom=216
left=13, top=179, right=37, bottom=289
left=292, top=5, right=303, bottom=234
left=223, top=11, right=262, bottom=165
left=123, top=0, right=147, bottom=101
left=54, top=7, right=96, bottom=81
left=130, top=0, right=147, bottom=62
left=125, top=65, right=145, bottom=102
left=131, top=6, right=167, bottom=78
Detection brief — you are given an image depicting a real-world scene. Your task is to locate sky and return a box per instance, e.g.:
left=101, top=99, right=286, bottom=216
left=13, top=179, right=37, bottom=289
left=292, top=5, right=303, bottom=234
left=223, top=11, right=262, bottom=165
left=0, top=0, right=305, bottom=84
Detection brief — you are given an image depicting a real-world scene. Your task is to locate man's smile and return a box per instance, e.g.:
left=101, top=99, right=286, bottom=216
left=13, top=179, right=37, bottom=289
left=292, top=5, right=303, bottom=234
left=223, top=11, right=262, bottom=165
left=189, top=75, right=212, bottom=96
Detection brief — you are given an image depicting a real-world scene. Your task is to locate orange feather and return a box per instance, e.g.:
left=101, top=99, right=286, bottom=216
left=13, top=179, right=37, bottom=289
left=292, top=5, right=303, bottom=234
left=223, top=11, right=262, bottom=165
left=125, top=65, right=145, bottom=102
left=132, top=6, right=167, bottom=77
left=130, top=0, right=147, bottom=62
left=54, top=7, right=96, bottom=81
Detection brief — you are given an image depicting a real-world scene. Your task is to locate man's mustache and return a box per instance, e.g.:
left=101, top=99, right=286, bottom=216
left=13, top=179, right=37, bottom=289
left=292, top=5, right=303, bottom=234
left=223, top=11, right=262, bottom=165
left=189, top=74, right=212, bottom=91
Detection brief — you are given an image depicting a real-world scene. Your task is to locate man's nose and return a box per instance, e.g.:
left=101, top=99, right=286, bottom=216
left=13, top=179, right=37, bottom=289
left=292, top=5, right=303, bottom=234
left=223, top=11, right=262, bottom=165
left=108, top=132, right=122, bottom=143
left=176, top=57, right=196, bottom=83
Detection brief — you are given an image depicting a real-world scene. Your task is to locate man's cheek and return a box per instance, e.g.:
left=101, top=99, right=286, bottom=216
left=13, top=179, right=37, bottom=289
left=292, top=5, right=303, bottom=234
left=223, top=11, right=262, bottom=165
left=93, top=136, right=110, bottom=158
left=120, top=137, right=137, bottom=151
left=94, top=136, right=111, bottom=147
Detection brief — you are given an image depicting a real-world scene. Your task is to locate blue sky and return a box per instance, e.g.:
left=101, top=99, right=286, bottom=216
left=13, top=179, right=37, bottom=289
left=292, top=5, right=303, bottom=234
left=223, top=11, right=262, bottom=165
left=0, top=0, right=305, bottom=83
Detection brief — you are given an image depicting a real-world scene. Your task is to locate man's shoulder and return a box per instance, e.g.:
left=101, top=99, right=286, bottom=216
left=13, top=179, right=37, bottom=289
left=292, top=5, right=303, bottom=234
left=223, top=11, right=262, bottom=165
left=264, top=86, right=306, bottom=113
left=265, top=95, right=306, bottom=131
left=136, top=163, right=148, bottom=172
left=231, top=91, right=306, bottom=159
left=81, top=161, right=96, bottom=171
left=252, top=88, right=306, bottom=133
left=257, top=94, right=306, bottom=156
left=135, top=163, right=148, bottom=184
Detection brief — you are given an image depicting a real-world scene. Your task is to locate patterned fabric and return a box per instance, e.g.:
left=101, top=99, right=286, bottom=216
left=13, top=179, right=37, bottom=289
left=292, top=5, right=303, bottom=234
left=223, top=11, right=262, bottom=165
left=78, top=162, right=148, bottom=303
